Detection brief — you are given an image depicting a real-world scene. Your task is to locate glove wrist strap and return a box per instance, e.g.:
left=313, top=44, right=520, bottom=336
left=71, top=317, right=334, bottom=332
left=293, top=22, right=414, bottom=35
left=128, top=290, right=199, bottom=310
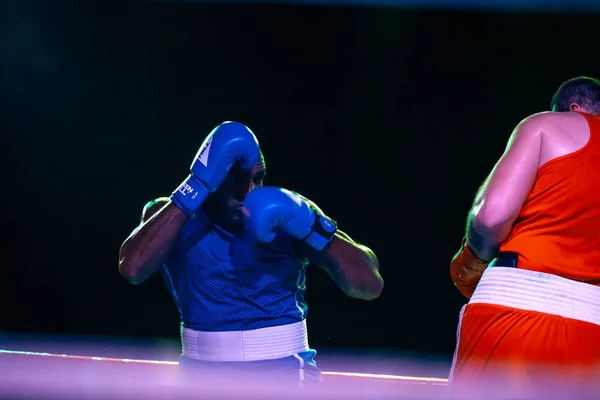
left=170, top=175, right=209, bottom=217
left=302, top=211, right=338, bottom=252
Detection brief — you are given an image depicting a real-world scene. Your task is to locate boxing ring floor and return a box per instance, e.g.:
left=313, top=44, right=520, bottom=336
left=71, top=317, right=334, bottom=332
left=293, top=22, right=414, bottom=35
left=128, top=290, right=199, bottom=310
left=0, top=344, right=450, bottom=400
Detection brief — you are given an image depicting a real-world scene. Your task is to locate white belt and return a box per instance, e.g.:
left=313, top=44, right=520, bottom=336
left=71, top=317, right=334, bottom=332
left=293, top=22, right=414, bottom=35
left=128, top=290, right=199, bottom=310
left=181, top=320, right=309, bottom=362
left=470, top=267, right=600, bottom=327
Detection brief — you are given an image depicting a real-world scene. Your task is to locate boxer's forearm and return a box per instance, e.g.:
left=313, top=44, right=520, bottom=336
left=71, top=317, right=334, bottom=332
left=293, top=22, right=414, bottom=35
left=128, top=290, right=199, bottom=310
left=119, top=201, right=188, bottom=284
left=317, top=232, right=383, bottom=300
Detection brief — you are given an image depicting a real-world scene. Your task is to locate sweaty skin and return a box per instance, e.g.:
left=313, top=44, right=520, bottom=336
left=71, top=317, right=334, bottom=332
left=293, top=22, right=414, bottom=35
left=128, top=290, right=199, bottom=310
left=467, top=110, right=591, bottom=260
left=119, top=163, right=383, bottom=299
left=119, top=201, right=188, bottom=284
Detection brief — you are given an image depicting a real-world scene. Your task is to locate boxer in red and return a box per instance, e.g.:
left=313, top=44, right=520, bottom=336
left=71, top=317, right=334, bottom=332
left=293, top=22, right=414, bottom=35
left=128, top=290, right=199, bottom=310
left=448, top=77, right=600, bottom=399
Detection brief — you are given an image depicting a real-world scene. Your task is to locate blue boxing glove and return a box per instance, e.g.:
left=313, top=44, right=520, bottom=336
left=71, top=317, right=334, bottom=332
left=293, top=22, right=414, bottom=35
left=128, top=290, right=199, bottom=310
left=241, top=186, right=337, bottom=251
left=171, top=121, right=260, bottom=217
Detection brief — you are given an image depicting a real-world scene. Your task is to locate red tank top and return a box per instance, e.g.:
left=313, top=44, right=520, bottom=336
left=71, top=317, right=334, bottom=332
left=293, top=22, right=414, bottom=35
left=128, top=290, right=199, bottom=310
left=499, top=112, right=600, bottom=285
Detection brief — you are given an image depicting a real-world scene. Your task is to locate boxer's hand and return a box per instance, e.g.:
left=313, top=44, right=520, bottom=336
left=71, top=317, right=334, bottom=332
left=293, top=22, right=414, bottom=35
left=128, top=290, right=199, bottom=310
left=450, top=237, right=489, bottom=299
left=171, top=121, right=261, bottom=216
left=241, top=187, right=337, bottom=251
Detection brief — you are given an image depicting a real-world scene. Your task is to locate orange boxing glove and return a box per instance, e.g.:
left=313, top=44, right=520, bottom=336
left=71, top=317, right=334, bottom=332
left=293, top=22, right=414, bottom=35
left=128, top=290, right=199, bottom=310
left=450, top=237, right=489, bottom=299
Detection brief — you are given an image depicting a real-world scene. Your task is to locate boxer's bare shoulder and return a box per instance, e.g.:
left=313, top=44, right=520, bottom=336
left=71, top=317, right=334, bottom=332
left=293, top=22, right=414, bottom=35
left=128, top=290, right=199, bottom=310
left=529, top=111, right=592, bottom=167
left=473, top=111, right=593, bottom=228
left=505, top=111, right=590, bottom=167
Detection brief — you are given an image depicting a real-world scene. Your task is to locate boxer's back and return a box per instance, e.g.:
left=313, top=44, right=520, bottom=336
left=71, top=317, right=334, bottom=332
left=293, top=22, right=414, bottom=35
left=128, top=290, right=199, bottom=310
left=160, top=209, right=310, bottom=332
left=500, top=111, right=600, bottom=284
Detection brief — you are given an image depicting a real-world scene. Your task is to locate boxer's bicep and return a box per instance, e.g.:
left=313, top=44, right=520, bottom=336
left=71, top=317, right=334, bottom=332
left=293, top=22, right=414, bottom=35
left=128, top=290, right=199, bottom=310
left=472, top=116, right=543, bottom=229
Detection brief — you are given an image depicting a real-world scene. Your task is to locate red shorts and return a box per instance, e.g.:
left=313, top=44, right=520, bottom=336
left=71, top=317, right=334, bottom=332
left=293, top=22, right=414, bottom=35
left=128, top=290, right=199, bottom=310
left=448, top=267, right=600, bottom=399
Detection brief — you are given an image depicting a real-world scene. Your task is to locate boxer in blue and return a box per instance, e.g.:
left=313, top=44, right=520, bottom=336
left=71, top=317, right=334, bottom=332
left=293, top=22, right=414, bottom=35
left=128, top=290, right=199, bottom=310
left=118, top=121, right=383, bottom=389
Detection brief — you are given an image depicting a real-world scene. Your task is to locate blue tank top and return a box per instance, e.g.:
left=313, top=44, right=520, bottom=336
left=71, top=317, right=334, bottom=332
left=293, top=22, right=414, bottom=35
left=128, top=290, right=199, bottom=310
left=160, top=209, right=310, bottom=332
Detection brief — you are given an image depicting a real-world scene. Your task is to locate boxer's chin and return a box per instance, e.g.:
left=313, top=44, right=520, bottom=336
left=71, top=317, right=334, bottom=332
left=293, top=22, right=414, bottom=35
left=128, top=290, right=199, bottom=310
left=227, top=208, right=245, bottom=231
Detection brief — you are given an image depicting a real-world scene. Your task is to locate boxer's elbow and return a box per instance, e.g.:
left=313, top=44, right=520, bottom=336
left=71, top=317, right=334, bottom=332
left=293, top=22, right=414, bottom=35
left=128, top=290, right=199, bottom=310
left=365, top=251, right=384, bottom=299
left=343, top=276, right=383, bottom=300
left=358, top=276, right=384, bottom=300
left=118, top=247, right=151, bottom=285
left=473, top=200, right=517, bottom=234
left=342, top=258, right=384, bottom=300
left=119, top=259, right=146, bottom=285
left=473, top=212, right=502, bottom=233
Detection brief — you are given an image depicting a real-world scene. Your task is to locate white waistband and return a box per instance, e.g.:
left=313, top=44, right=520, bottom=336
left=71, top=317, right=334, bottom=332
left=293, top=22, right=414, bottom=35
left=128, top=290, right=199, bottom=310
left=181, top=320, right=309, bottom=362
left=470, top=267, right=600, bottom=326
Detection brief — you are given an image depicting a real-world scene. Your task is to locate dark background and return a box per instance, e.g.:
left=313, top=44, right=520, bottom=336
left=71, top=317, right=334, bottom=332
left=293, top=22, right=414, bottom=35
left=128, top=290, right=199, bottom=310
left=1, top=0, right=599, bottom=366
